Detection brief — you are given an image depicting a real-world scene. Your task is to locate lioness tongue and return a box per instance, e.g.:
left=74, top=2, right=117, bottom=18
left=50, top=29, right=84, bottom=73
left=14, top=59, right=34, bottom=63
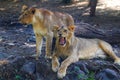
left=60, top=37, right=65, bottom=45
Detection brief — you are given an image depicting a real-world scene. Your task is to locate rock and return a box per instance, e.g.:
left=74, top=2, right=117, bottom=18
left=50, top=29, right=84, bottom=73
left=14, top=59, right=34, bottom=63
left=95, top=68, right=120, bottom=80
left=0, top=55, right=120, bottom=80
left=0, top=56, right=36, bottom=80
left=36, top=58, right=58, bottom=80
left=27, top=36, right=36, bottom=42
left=21, top=62, right=36, bottom=74
left=0, top=36, right=2, bottom=42
left=7, top=55, right=16, bottom=60
left=0, top=52, right=9, bottom=59
left=74, top=61, right=89, bottom=74
left=7, top=42, right=15, bottom=46
left=0, top=47, right=5, bottom=52
left=9, top=56, right=25, bottom=67
left=86, top=60, right=106, bottom=71
left=66, top=65, right=87, bottom=80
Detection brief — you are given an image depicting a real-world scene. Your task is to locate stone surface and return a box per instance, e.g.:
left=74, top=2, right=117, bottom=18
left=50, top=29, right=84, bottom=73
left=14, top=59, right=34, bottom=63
left=21, top=62, right=36, bottom=74
left=0, top=52, right=9, bottom=59
left=27, top=36, right=36, bottom=42
left=66, top=65, right=87, bottom=80
left=95, top=68, right=120, bottom=80
left=0, top=56, right=120, bottom=80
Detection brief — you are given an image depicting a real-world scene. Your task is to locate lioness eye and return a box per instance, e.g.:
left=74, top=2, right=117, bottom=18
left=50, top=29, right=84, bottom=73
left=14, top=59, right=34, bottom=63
left=25, top=13, right=27, bottom=15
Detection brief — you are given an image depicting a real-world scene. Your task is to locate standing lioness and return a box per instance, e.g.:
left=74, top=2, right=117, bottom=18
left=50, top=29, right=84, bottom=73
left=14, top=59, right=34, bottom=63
left=19, top=5, right=74, bottom=59
left=52, top=25, right=120, bottom=78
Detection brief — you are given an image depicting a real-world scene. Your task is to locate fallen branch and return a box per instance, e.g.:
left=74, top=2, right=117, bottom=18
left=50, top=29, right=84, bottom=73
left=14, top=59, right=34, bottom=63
left=75, top=22, right=120, bottom=44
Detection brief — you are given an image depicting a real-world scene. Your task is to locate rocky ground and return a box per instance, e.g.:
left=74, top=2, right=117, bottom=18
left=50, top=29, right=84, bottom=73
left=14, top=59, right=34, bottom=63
left=0, top=55, right=120, bottom=80
left=0, top=0, right=120, bottom=80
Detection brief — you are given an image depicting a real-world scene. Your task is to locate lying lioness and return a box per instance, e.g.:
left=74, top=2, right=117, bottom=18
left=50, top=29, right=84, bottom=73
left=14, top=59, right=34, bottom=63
left=52, top=25, right=120, bottom=78
left=19, top=5, right=74, bottom=59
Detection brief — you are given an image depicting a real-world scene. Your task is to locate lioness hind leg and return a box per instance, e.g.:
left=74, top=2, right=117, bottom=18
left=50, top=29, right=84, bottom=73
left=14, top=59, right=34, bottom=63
left=99, top=41, right=120, bottom=64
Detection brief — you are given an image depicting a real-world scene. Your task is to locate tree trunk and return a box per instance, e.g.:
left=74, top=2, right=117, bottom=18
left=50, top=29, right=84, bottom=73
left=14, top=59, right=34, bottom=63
left=89, top=0, right=98, bottom=17
left=62, top=0, right=78, bottom=4
left=75, top=23, right=120, bottom=44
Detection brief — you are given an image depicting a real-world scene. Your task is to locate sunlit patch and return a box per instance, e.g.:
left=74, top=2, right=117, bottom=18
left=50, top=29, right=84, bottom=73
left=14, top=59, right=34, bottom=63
left=23, top=43, right=36, bottom=48
left=0, top=60, right=9, bottom=65
left=60, top=0, right=120, bottom=11
left=0, top=8, right=5, bottom=11
left=98, top=0, right=120, bottom=10
left=60, top=1, right=88, bottom=8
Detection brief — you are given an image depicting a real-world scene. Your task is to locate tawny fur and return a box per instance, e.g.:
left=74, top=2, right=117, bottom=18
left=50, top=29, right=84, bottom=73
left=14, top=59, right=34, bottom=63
left=52, top=25, right=120, bottom=79
left=19, top=6, right=74, bottom=59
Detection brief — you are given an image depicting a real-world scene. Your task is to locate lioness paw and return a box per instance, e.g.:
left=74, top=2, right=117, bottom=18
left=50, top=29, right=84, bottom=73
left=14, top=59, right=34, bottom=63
left=114, top=58, right=120, bottom=65
left=57, top=68, right=66, bottom=79
left=52, top=60, right=60, bottom=72
left=52, top=65, right=59, bottom=72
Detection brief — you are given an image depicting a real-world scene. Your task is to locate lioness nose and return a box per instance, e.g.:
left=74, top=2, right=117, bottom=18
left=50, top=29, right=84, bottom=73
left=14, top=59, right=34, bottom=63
left=59, top=34, right=62, bottom=37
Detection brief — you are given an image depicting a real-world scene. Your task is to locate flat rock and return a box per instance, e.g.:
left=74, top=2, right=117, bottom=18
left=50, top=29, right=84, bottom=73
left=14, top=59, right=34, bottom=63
left=95, top=68, right=120, bottom=80
left=0, top=52, right=9, bottom=59
left=21, top=62, right=36, bottom=74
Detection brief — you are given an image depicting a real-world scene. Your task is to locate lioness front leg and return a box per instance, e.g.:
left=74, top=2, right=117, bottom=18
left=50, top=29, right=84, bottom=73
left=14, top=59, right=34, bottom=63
left=46, top=35, right=53, bottom=58
left=35, top=34, right=43, bottom=60
left=58, top=55, right=79, bottom=78
left=52, top=54, right=60, bottom=72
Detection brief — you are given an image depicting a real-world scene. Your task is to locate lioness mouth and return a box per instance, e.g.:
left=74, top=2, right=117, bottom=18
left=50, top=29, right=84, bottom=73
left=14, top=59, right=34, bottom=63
left=59, top=37, right=66, bottom=46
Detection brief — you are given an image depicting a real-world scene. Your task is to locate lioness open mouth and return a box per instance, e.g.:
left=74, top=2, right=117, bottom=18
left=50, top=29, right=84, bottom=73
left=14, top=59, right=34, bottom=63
left=59, top=37, right=66, bottom=46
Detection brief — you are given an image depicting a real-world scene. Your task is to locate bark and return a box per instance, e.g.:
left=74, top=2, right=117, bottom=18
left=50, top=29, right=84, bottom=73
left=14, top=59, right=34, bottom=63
left=89, top=0, right=98, bottom=17
left=62, top=0, right=78, bottom=4
left=75, top=23, right=120, bottom=44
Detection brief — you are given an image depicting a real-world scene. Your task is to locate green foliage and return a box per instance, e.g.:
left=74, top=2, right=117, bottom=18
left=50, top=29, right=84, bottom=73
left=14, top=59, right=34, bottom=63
left=68, top=66, right=95, bottom=80
left=86, top=71, right=95, bottom=80
left=15, top=75, right=22, bottom=80
left=77, top=71, right=95, bottom=80
left=74, top=66, right=87, bottom=80
left=77, top=73, right=86, bottom=79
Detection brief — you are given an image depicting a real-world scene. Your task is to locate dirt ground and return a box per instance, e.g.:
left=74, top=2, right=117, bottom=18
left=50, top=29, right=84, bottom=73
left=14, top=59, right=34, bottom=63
left=0, top=0, right=120, bottom=57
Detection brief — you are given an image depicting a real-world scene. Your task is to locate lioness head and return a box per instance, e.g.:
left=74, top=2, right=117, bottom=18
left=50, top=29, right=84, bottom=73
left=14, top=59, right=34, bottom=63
left=53, top=25, right=75, bottom=47
left=19, top=5, right=36, bottom=25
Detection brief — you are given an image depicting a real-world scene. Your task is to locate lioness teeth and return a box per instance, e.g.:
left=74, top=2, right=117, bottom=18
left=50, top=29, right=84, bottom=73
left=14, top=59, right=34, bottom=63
left=59, top=37, right=66, bottom=45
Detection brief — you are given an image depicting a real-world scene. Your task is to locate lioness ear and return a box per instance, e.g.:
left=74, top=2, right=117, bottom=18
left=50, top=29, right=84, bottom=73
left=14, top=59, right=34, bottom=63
left=68, top=25, right=75, bottom=32
left=30, top=7, right=36, bottom=14
left=52, top=25, right=59, bottom=32
left=22, top=5, right=28, bottom=12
